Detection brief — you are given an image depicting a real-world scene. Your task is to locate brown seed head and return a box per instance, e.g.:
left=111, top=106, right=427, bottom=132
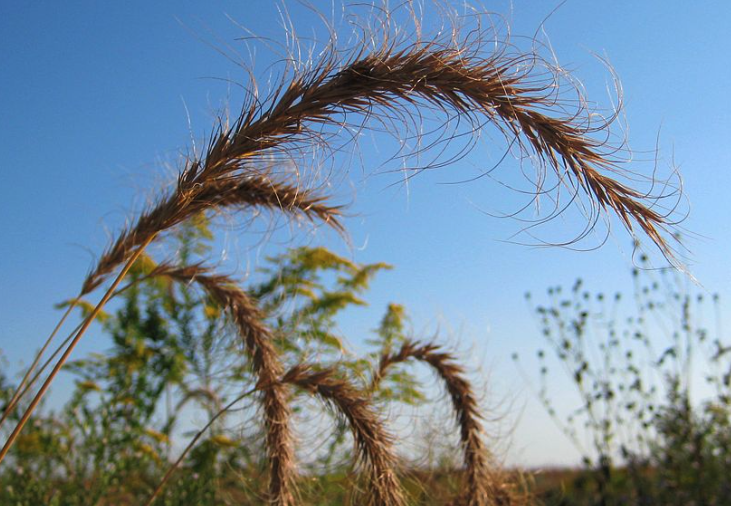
left=284, top=363, right=406, bottom=506
left=150, top=263, right=296, bottom=506
left=374, top=340, right=517, bottom=505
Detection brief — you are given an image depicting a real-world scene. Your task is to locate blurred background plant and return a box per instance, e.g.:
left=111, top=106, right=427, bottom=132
left=516, top=252, right=731, bottom=506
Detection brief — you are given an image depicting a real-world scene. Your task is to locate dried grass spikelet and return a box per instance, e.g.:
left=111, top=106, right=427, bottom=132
left=84, top=4, right=682, bottom=300
left=372, top=340, right=515, bottom=506
left=149, top=263, right=295, bottom=506
left=283, top=363, right=406, bottom=506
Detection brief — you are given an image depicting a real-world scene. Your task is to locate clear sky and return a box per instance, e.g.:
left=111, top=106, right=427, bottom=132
left=2, top=1, right=731, bottom=467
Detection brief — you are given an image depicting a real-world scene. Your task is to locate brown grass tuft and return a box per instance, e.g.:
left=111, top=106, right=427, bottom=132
left=372, top=340, right=517, bottom=506
left=284, top=363, right=406, bottom=506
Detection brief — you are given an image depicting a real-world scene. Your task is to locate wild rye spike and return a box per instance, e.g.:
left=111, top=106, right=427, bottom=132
left=285, top=363, right=406, bottom=506
left=85, top=12, right=680, bottom=297
left=373, top=340, right=516, bottom=506
left=158, top=264, right=296, bottom=506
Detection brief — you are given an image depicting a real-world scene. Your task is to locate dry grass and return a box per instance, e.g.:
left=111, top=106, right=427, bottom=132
left=141, top=259, right=408, bottom=504
left=82, top=0, right=680, bottom=304
left=148, top=262, right=406, bottom=505
left=156, top=264, right=296, bottom=506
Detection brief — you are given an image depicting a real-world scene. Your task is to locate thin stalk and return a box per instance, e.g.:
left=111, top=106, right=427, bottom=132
left=0, top=301, right=76, bottom=429
left=9, top=275, right=149, bottom=408
left=0, top=234, right=157, bottom=465
left=5, top=322, right=83, bottom=422
left=144, top=386, right=259, bottom=506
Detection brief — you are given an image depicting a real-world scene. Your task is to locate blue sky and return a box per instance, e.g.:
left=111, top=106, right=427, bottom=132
left=2, top=1, right=731, bottom=467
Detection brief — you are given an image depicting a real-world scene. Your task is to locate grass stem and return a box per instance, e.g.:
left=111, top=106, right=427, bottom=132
left=0, top=234, right=157, bottom=465
left=144, top=386, right=258, bottom=506
left=0, top=301, right=76, bottom=429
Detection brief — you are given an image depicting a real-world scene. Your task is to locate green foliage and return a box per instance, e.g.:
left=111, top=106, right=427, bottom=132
left=252, top=246, right=392, bottom=359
